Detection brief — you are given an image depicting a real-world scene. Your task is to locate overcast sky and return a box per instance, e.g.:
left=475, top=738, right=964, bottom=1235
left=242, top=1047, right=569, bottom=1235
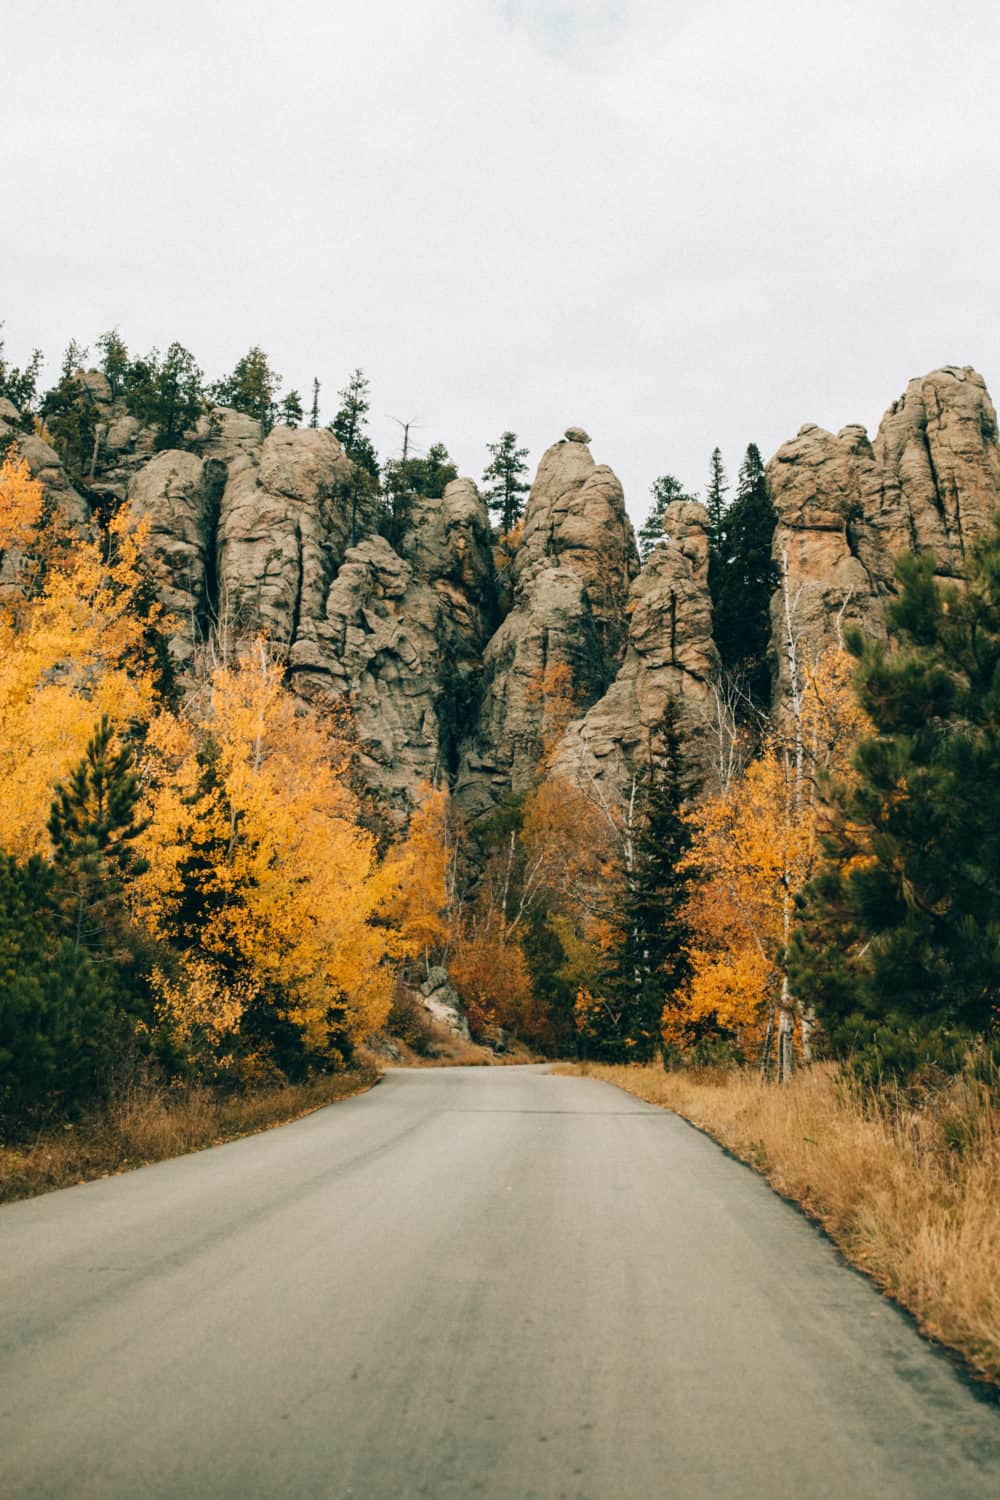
left=2, top=0, right=998, bottom=522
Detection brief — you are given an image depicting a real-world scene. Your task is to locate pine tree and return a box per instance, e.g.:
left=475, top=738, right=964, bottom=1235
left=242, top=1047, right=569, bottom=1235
left=124, top=342, right=205, bottom=450
left=637, top=474, right=697, bottom=563
left=49, top=716, right=150, bottom=968
left=309, top=377, right=320, bottom=429
left=790, top=525, right=1000, bottom=1077
left=0, top=326, right=43, bottom=423
left=279, top=390, right=304, bottom=428
left=211, top=346, right=281, bottom=434
left=381, top=442, right=459, bottom=547
left=41, top=341, right=97, bottom=477
left=711, top=442, right=779, bottom=708
left=97, top=329, right=129, bottom=399
left=0, top=853, right=124, bottom=1128
left=482, top=432, right=530, bottom=533
left=593, top=699, right=697, bottom=1062
left=705, top=447, right=729, bottom=543
left=328, top=369, right=380, bottom=478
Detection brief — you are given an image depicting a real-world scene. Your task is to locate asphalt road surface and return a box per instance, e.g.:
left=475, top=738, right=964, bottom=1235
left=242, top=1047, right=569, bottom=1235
left=2, top=1064, right=999, bottom=1499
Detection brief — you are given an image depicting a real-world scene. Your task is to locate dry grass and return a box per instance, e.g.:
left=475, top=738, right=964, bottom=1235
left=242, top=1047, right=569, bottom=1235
left=0, top=1067, right=378, bottom=1206
left=555, top=1060, right=1000, bottom=1385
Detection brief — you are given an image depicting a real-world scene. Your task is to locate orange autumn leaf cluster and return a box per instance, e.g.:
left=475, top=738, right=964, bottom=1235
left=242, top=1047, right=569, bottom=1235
left=137, top=645, right=401, bottom=1056
left=672, top=647, right=867, bottom=1054
left=383, top=782, right=452, bottom=966
left=0, top=453, right=158, bottom=858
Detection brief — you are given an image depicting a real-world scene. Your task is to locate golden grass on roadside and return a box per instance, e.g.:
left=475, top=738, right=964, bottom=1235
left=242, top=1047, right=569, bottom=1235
left=0, top=1067, right=377, bottom=1206
left=555, top=1060, right=1000, bottom=1385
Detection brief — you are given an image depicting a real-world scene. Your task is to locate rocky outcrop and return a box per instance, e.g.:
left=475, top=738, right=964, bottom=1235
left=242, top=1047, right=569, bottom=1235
left=869, top=366, right=1000, bottom=576
left=291, top=479, right=496, bottom=810
left=551, top=501, right=720, bottom=800
left=216, top=426, right=357, bottom=646
left=513, top=429, right=638, bottom=670
left=8, top=362, right=999, bottom=828
left=127, top=451, right=223, bottom=665
left=420, top=967, right=471, bottom=1040
left=0, top=400, right=90, bottom=531
left=454, top=431, right=638, bottom=818
left=768, top=366, right=1000, bottom=712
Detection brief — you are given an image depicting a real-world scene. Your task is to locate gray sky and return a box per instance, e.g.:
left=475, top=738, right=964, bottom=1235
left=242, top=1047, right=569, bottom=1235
left=3, top=0, right=998, bottom=523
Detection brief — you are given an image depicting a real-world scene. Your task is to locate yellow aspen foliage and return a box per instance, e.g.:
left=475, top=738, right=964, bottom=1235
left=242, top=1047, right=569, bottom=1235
left=673, top=647, right=866, bottom=1055
left=0, top=451, right=44, bottom=558
left=151, top=957, right=258, bottom=1064
left=0, top=454, right=160, bottom=858
left=383, top=782, right=452, bottom=966
left=137, top=645, right=398, bottom=1057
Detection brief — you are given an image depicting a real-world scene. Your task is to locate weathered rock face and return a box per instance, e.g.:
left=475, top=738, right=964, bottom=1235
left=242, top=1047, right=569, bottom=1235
left=869, top=366, right=1000, bottom=576
left=454, top=434, right=638, bottom=818
left=551, top=501, right=720, bottom=799
left=514, top=433, right=638, bottom=671
left=0, top=400, right=90, bottom=531
left=216, top=426, right=357, bottom=645
left=290, top=479, right=496, bottom=810
left=420, top=966, right=471, bottom=1040
left=768, top=366, right=1000, bottom=713
left=127, top=451, right=223, bottom=665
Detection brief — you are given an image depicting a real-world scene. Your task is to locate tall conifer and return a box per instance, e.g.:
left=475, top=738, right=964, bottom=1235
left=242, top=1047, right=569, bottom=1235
left=790, top=524, right=1000, bottom=1076
left=711, top=442, right=779, bottom=708
left=601, top=698, right=697, bottom=1061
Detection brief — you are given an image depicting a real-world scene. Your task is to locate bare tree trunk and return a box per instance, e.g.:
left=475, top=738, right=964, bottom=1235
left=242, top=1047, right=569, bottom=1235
left=759, top=1004, right=775, bottom=1078
left=777, top=976, right=795, bottom=1083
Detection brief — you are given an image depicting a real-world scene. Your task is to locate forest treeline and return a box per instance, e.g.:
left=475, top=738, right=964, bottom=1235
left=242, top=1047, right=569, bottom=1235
left=1, top=326, right=999, bottom=1140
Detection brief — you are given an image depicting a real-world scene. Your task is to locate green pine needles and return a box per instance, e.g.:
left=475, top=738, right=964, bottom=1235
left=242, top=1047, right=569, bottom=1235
left=790, top=522, right=1000, bottom=1078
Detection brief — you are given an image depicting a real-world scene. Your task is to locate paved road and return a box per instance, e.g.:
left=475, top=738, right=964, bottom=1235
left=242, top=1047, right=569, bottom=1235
left=1, top=1065, right=999, bottom=1499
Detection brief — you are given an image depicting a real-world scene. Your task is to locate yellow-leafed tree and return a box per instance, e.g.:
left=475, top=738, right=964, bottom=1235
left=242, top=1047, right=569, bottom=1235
left=383, top=781, right=453, bottom=971
left=0, top=452, right=160, bottom=858
left=137, top=644, right=398, bottom=1066
left=674, top=647, right=866, bottom=1073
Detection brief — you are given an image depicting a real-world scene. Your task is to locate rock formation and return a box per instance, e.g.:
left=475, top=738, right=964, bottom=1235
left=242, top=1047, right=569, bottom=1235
left=7, top=362, right=1000, bottom=823
left=0, top=400, right=89, bottom=530
left=127, top=451, right=221, bottom=665
left=289, top=476, right=495, bottom=811
left=551, top=501, right=720, bottom=801
left=768, top=366, right=1000, bottom=712
left=454, top=430, right=638, bottom=818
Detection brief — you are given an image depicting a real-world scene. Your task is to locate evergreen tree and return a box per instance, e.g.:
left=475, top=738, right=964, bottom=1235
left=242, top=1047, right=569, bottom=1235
left=0, top=326, right=43, bottom=424
left=49, top=717, right=150, bottom=974
left=0, top=853, right=124, bottom=1128
left=329, top=369, right=380, bottom=478
left=711, top=442, right=779, bottom=708
left=589, top=699, right=697, bottom=1062
left=325, top=370, right=380, bottom=545
left=41, top=341, right=98, bottom=477
left=211, top=345, right=281, bottom=434
left=96, top=328, right=130, bottom=399
left=309, top=377, right=320, bottom=429
left=637, top=473, right=697, bottom=563
left=382, top=442, right=459, bottom=545
left=705, top=446, right=729, bottom=543
left=279, top=390, right=304, bottom=428
left=124, top=342, right=205, bottom=450
left=790, top=525, right=1000, bottom=1077
left=482, top=431, right=530, bottom=533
